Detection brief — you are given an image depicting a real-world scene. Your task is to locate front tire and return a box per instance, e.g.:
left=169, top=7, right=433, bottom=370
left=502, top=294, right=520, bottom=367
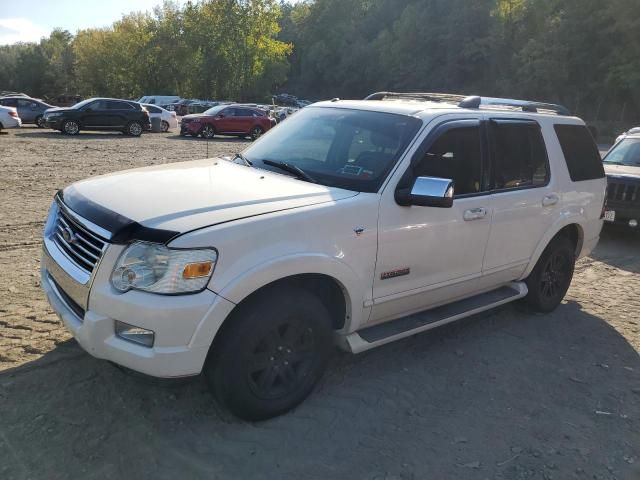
left=524, top=236, right=575, bottom=313
left=205, top=287, right=333, bottom=421
left=200, top=124, right=215, bottom=139
left=125, top=121, right=143, bottom=136
left=62, top=119, right=80, bottom=135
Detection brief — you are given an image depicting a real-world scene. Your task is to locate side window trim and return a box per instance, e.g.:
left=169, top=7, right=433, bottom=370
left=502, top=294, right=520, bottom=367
left=399, top=118, right=487, bottom=198
left=487, top=118, right=551, bottom=194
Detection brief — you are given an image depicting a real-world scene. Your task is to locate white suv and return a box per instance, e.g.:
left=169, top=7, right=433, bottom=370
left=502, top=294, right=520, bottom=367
left=41, top=92, right=606, bottom=420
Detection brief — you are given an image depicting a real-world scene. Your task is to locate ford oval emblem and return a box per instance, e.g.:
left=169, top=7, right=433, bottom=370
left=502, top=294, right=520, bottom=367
left=61, top=227, right=76, bottom=244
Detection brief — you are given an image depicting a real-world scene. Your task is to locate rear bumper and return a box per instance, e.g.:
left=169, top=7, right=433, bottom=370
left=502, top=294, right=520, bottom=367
left=1, top=117, right=21, bottom=128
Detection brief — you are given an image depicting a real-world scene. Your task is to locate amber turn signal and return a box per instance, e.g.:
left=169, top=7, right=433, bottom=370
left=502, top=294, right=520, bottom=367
left=182, top=261, right=214, bottom=279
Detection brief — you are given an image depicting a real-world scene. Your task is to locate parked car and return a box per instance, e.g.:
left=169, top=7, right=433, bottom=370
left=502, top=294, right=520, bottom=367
left=43, top=98, right=151, bottom=136
left=137, top=95, right=180, bottom=105
left=141, top=103, right=178, bottom=132
left=173, top=99, right=198, bottom=116
left=48, top=94, right=83, bottom=107
left=615, top=126, right=640, bottom=145
left=180, top=104, right=274, bottom=140
left=601, top=129, right=640, bottom=231
left=0, top=105, right=21, bottom=130
left=0, top=96, right=53, bottom=127
left=41, top=92, right=605, bottom=421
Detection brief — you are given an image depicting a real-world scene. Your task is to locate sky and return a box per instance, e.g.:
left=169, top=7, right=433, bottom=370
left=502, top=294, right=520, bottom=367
left=0, top=0, right=300, bottom=45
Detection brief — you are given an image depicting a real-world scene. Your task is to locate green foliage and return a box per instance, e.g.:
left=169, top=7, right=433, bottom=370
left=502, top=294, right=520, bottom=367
left=280, top=0, right=640, bottom=121
left=0, top=0, right=638, bottom=120
left=0, top=0, right=289, bottom=102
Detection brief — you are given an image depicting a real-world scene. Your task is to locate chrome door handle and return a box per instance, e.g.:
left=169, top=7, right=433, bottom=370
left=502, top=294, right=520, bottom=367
left=463, top=207, right=487, bottom=221
left=542, top=194, right=559, bottom=207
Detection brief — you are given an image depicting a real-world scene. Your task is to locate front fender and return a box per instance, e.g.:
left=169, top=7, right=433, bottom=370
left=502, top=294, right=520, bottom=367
left=212, top=253, right=367, bottom=332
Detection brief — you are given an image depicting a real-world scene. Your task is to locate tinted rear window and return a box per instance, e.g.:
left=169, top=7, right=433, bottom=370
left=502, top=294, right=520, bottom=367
left=554, top=124, right=604, bottom=181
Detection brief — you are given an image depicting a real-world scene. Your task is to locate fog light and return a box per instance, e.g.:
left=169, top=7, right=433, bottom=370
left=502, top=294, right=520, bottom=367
left=115, top=321, right=155, bottom=347
left=629, top=219, right=638, bottom=228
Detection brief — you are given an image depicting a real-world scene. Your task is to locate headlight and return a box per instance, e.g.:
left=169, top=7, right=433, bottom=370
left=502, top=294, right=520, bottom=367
left=111, top=242, right=217, bottom=294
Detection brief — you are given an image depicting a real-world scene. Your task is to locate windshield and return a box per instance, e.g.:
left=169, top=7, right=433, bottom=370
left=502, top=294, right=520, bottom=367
left=242, top=106, right=421, bottom=192
left=603, top=137, right=640, bottom=166
left=203, top=104, right=227, bottom=115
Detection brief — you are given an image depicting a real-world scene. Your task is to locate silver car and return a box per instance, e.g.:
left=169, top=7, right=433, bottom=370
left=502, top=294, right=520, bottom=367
left=0, top=96, right=53, bottom=127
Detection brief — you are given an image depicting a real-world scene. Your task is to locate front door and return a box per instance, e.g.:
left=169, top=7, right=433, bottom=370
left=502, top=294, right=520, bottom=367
left=79, top=100, right=109, bottom=127
left=371, top=119, right=492, bottom=324
left=481, top=119, right=557, bottom=283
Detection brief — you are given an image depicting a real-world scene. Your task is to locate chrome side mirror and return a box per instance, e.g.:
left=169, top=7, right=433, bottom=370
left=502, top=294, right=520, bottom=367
left=396, top=176, right=454, bottom=208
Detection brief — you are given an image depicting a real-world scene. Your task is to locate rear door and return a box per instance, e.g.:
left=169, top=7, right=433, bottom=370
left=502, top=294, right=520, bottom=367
left=106, top=100, right=135, bottom=127
left=234, top=108, right=254, bottom=133
left=17, top=99, right=37, bottom=122
left=482, top=119, right=557, bottom=283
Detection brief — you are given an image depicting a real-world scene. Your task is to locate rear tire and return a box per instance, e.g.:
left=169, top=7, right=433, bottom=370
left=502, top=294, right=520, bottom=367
left=161, top=120, right=169, bottom=132
left=62, top=120, right=80, bottom=135
left=250, top=126, right=264, bottom=141
left=524, top=236, right=575, bottom=313
left=125, top=121, right=143, bottom=137
left=35, top=115, right=45, bottom=128
left=204, top=287, right=333, bottom=421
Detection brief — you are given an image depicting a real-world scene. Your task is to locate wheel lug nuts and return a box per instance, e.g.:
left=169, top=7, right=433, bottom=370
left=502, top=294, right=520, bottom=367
left=270, top=357, right=275, bottom=361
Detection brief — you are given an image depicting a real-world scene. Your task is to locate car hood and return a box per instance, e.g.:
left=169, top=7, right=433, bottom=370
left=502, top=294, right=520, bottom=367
left=604, top=164, right=640, bottom=178
left=59, top=158, right=358, bottom=243
left=44, top=107, right=72, bottom=114
left=181, top=113, right=208, bottom=120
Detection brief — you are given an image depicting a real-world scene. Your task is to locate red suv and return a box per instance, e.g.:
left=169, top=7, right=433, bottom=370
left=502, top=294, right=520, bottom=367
left=180, top=104, right=275, bottom=140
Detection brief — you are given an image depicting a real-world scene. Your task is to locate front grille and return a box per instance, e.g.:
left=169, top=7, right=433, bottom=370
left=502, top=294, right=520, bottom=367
left=52, top=207, right=107, bottom=274
left=48, top=274, right=85, bottom=320
left=607, top=180, right=640, bottom=205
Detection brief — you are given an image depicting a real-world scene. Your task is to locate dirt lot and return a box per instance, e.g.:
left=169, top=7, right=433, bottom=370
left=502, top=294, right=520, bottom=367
left=1, top=127, right=639, bottom=480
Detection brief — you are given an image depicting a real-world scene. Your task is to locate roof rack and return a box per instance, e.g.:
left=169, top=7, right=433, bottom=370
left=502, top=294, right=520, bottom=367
left=364, top=91, right=468, bottom=104
left=458, top=96, right=571, bottom=116
left=365, top=91, right=571, bottom=116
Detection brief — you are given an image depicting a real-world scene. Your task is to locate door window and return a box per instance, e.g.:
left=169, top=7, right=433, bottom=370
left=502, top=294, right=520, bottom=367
left=413, top=125, right=483, bottom=196
left=106, top=101, right=133, bottom=110
left=490, top=121, right=549, bottom=190
left=17, top=99, right=35, bottom=108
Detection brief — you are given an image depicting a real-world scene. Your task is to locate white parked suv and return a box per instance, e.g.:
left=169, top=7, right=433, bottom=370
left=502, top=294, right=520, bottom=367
left=41, top=92, right=606, bottom=420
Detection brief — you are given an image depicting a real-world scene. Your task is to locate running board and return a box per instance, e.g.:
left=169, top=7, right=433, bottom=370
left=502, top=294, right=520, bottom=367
left=345, top=282, right=527, bottom=353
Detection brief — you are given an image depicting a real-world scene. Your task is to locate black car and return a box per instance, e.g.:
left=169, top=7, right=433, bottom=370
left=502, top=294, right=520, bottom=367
left=602, top=132, right=640, bottom=231
left=0, top=96, right=53, bottom=127
left=43, top=98, right=151, bottom=136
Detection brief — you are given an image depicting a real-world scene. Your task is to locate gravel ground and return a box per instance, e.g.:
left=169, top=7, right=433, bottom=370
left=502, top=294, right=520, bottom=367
left=0, top=127, right=639, bottom=480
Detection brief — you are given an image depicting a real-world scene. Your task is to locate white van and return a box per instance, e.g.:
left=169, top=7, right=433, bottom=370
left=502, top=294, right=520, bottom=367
left=137, top=95, right=180, bottom=106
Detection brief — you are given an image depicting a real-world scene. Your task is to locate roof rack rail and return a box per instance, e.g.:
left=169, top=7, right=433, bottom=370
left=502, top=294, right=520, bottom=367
left=365, top=91, right=571, bottom=116
left=459, top=96, right=571, bottom=116
left=365, top=91, right=467, bottom=104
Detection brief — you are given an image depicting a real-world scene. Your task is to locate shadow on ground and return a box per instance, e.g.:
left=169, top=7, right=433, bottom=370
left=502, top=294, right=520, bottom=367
left=590, top=227, right=640, bottom=273
left=1, top=300, right=638, bottom=480
left=165, top=134, right=251, bottom=143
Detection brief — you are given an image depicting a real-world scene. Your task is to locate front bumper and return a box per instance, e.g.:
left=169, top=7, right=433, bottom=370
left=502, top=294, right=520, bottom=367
left=41, top=242, right=236, bottom=377
left=44, top=117, right=63, bottom=129
left=180, top=121, right=201, bottom=135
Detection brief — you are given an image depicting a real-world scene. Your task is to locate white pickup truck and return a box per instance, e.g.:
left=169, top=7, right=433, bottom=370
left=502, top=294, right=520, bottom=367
left=41, top=92, right=606, bottom=420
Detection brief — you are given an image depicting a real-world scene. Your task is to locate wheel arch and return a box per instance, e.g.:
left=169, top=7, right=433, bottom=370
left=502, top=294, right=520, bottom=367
left=522, top=220, right=584, bottom=278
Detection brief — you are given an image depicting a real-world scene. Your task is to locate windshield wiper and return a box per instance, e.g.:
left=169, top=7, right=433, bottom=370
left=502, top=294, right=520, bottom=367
left=233, top=153, right=253, bottom=166
left=262, top=160, right=317, bottom=183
